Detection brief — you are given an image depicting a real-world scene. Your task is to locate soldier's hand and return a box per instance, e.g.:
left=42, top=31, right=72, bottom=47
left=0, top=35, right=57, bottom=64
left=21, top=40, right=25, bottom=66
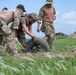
left=32, top=36, right=38, bottom=42
left=37, top=23, right=41, bottom=32
left=37, top=27, right=41, bottom=32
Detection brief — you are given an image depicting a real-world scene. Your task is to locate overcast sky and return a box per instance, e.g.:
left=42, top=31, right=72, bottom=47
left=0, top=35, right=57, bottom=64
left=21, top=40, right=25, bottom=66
left=0, top=0, right=76, bottom=38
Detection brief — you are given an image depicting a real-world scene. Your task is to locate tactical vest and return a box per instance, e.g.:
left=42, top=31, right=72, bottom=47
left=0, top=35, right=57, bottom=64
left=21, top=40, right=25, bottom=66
left=18, top=15, right=29, bottom=30
left=25, top=15, right=33, bottom=26
left=42, top=6, right=55, bottom=22
left=25, top=15, right=29, bottom=26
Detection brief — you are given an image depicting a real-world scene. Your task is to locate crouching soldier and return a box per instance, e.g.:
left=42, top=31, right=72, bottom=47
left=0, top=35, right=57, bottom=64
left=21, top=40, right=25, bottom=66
left=10, top=13, right=39, bottom=52
left=0, top=4, right=26, bottom=55
left=0, top=7, right=8, bottom=46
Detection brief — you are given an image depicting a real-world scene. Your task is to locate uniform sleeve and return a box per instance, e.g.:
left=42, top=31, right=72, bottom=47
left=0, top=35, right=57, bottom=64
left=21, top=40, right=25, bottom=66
left=37, top=7, right=44, bottom=23
left=13, top=10, right=21, bottom=29
left=53, top=7, right=56, bottom=16
left=20, top=17, right=27, bottom=24
left=53, top=7, right=56, bottom=20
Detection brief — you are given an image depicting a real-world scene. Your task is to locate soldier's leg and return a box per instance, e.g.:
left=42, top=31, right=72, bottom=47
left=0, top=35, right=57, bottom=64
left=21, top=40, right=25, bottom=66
left=1, top=21, right=18, bottom=55
left=0, top=35, right=3, bottom=45
left=46, top=25, right=55, bottom=49
left=0, top=29, right=3, bottom=45
left=0, top=34, right=7, bottom=47
left=18, top=31, right=27, bottom=50
left=0, top=29, right=7, bottom=46
left=0, top=22, right=5, bottom=54
left=43, top=22, right=55, bottom=49
left=2, top=36, right=6, bottom=46
left=47, top=33, right=55, bottom=49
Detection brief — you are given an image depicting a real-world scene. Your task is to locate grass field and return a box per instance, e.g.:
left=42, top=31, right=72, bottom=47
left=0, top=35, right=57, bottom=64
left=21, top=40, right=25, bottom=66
left=0, top=38, right=76, bottom=75
left=53, top=38, right=76, bottom=52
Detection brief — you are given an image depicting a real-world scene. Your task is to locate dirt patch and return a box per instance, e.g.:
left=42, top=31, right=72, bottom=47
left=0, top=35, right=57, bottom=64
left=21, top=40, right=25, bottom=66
left=59, top=49, right=76, bottom=57
left=15, top=49, right=76, bottom=59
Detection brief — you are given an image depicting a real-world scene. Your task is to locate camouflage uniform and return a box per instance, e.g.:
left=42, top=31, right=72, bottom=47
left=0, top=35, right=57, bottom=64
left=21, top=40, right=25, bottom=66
left=0, top=29, right=3, bottom=45
left=38, top=0, right=56, bottom=49
left=0, top=31, right=6, bottom=46
left=11, top=13, right=38, bottom=50
left=20, top=13, right=38, bottom=47
left=10, top=22, right=26, bottom=49
left=0, top=9, right=21, bottom=54
left=0, top=7, right=8, bottom=46
left=10, top=14, right=30, bottom=50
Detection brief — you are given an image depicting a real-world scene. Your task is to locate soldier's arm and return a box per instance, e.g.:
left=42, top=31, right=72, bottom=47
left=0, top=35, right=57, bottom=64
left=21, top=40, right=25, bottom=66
left=37, top=7, right=44, bottom=23
left=37, top=21, right=41, bottom=32
left=28, top=25, right=32, bottom=33
left=13, top=10, right=21, bottom=29
left=22, top=24, right=34, bottom=37
left=21, top=17, right=34, bottom=38
left=53, top=7, right=56, bottom=20
left=37, top=8, right=44, bottom=32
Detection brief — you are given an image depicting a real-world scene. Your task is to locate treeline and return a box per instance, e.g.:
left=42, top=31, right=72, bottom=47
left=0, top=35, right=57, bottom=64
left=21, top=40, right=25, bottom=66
left=55, top=32, right=67, bottom=39
left=55, top=31, right=76, bottom=39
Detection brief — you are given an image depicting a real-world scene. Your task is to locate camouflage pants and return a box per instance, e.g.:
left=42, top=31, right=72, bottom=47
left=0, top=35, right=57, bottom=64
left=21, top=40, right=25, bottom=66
left=12, top=29, right=26, bottom=49
left=0, top=17, right=17, bottom=54
left=0, top=29, right=6, bottom=46
left=41, top=22, right=55, bottom=49
left=0, top=29, right=3, bottom=45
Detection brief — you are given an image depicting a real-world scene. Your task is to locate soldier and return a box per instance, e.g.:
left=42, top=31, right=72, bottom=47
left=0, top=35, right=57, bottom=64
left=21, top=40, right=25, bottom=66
left=37, top=0, right=56, bottom=49
left=0, top=4, right=26, bottom=55
left=10, top=13, right=38, bottom=52
left=0, top=7, right=8, bottom=46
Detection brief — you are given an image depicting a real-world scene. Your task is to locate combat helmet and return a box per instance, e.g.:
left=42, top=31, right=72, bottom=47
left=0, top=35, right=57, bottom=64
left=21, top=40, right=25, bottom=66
left=46, top=0, right=54, bottom=4
left=29, top=13, right=38, bottom=21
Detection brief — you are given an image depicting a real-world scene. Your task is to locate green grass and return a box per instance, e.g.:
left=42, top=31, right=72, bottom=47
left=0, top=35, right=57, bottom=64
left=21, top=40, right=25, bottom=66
left=0, top=55, right=76, bottom=75
left=0, top=38, right=76, bottom=75
left=52, top=38, right=76, bottom=52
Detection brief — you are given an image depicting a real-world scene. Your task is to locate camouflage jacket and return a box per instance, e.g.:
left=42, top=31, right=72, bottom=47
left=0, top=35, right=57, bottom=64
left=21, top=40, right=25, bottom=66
left=38, top=4, right=56, bottom=23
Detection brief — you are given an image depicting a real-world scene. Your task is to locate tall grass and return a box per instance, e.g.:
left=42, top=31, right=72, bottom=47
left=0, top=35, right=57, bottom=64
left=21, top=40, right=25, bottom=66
left=52, top=38, right=76, bottom=52
left=0, top=55, right=76, bottom=75
left=0, top=38, right=76, bottom=75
